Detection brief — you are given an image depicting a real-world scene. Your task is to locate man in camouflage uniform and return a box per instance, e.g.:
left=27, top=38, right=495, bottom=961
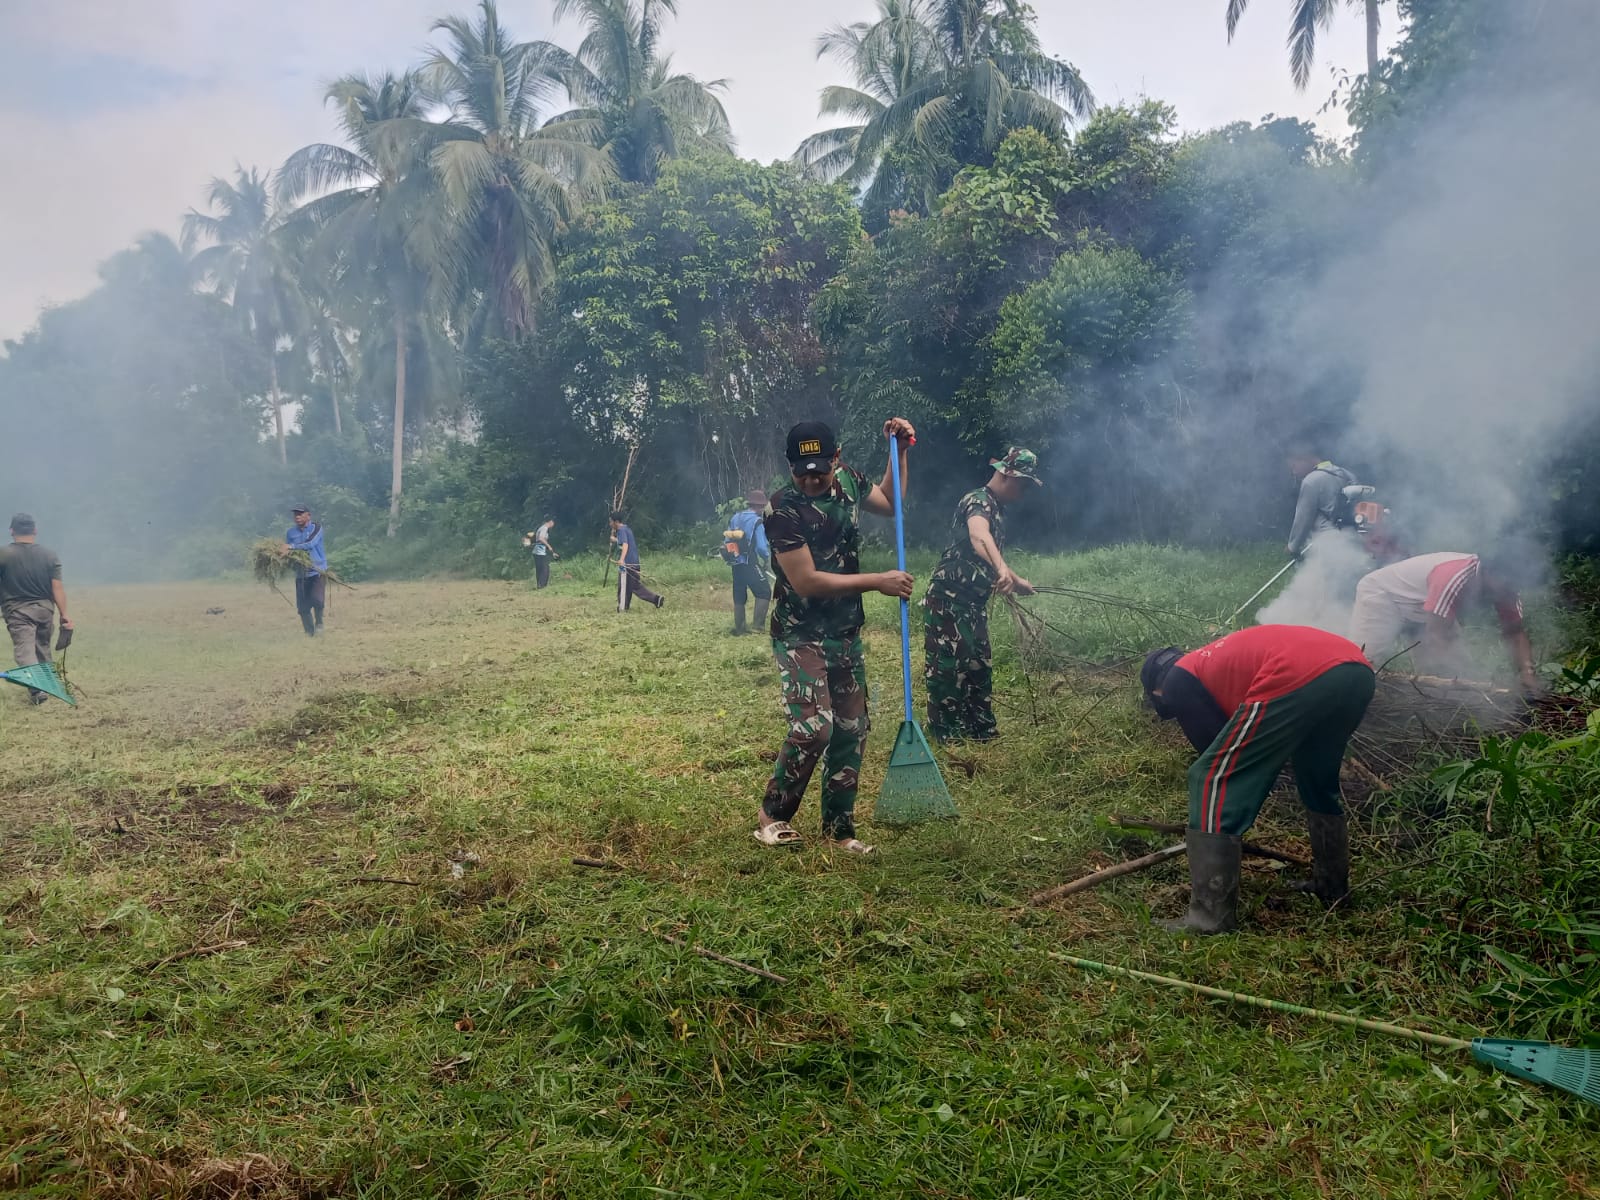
left=756, top=418, right=918, bottom=854
left=922, top=448, right=1041, bottom=742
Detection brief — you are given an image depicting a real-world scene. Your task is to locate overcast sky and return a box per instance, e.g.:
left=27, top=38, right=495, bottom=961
left=0, top=0, right=1380, bottom=343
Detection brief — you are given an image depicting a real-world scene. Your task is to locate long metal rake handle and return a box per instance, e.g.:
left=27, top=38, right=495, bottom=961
left=889, top=432, right=913, bottom=723
left=1050, top=953, right=1473, bottom=1050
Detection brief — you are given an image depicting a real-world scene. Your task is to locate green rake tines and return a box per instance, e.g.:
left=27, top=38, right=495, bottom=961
left=0, top=662, right=76, bottom=706
left=1052, top=954, right=1600, bottom=1108
left=876, top=432, right=957, bottom=824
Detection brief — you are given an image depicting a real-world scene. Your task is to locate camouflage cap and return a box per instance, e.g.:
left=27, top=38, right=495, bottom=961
left=989, top=447, right=1042, bottom=485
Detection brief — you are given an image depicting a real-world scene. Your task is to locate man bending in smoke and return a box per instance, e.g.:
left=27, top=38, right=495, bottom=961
left=1347, top=549, right=1539, bottom=693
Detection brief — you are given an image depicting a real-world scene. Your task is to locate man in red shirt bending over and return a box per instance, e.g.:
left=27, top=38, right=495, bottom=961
left=1141, top=625, right=1376, bottom=934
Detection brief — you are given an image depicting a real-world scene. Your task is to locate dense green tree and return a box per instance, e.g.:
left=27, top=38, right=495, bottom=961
left=539, top=0, right=734, bottom=185
left=181, top=167, right=308, bottom=465
left=1226, top=0, right=1384, bottom=88
left=798, top=0, right=1094, bottom=224
left=419, top=0, right=610, bottom=339
left=547, top=155, right=862, bottom=506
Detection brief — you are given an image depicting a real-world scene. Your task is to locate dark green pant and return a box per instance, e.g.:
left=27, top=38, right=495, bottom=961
left=1189, top=662, right=1375, bottom=836
left=923, top=599, right=994, bottom=742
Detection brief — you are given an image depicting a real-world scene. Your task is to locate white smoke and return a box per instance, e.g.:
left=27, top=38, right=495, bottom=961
left=1294, top=6, right=1600, bottom=556
left=1256, top=531, right=1371, bottom=632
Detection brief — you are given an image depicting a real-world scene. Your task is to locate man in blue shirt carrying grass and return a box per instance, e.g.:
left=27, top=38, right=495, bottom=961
left=285, top=505, right=327, bottom=637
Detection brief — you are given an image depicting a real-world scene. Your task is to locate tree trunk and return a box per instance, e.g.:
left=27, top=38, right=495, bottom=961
left=1365, top=0, right=1380, bottom=75
left=329, top=357, right=343, bottom=437
left=269, top=353, right=287, bottom=467
left=387, top=316, right=408, bottom=538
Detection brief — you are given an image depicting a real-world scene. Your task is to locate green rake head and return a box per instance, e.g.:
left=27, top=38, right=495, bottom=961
left=1473, top=1039, right=1600, bottom=1106
left=876, top=719, right=958, bottom=824
left=0, top=662, right=76, bottom=706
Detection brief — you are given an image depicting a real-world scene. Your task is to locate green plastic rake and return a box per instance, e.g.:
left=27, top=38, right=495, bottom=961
left=0, top=662, right=76, bottom=706
left=876, top=433, right=957, bottom=825
left=1052, top=954, right=1600, bottom=1108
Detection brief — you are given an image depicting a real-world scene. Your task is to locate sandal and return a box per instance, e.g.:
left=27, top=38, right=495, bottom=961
left=753, top=820, right=803, bottom=847
left=829, top=838, right=876, bottom=856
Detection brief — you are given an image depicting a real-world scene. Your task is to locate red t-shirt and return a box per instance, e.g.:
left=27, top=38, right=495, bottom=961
left=1177, top=624, right=1369, bottom=713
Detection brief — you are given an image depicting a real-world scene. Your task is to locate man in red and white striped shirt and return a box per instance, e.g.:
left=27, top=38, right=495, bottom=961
left=1142, top=625, right=1376, bottom=934
left=1347, top=552, right=1537, bottom=691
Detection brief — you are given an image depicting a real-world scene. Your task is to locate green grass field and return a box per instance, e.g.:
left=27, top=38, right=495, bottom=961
left=2, top=548, right=1595, bottom=1198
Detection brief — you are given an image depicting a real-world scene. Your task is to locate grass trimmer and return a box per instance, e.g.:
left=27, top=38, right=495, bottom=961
left=1052, top=954, right=1599, bottom=1108
left=876, top=432, right=957, bottom=825
left=1225, top=556, right=1299, bottom=627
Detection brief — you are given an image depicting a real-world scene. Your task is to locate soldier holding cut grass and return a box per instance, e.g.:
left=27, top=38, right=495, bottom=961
left=922, top=448, right=1040, bottom=743
left=755, top=418, right=916, bottom=854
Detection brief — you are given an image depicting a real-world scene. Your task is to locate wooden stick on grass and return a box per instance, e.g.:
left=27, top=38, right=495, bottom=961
left=1108, top=815, right=1311, bottom=868
left=1029, top=843, right=1187, bottom=906
left=653, top=928, right=789, bottom=984
left=572, top=856, right=624, bottom=871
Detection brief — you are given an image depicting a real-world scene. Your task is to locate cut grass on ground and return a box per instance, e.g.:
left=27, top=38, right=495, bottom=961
left=1, top=547, right=1595, bottom=1199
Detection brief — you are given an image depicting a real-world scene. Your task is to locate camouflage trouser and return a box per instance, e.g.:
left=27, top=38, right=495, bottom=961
left=923, top=598, right=994, bottom=743
left=763, top=637, right=870, bottom=839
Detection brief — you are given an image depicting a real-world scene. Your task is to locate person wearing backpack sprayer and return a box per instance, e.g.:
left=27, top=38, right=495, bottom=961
left=723, top=490, right=771, bottom=636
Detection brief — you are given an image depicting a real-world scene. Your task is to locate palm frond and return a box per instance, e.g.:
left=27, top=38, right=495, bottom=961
left=1225, top=0, right=1252, bottom=39
left=277, top=144, right=374, bottom=204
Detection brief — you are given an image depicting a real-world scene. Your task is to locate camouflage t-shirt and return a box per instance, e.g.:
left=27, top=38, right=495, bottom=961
left=925, top=487, right=1004, bottom=609
left=766, top=466, right=868, bottom=644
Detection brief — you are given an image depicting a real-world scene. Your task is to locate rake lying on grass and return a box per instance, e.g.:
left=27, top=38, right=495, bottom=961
left=249, top=539, right=352, bottom=606
left=1053, top=954, right=1600, bottom=1108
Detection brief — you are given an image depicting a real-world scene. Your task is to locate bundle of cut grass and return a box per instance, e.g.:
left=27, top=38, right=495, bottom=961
left=249, top=538, right=351, bottom=604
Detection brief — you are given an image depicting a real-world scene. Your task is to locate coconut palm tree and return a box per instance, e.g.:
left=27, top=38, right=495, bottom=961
left=278, top=71, right=451, bottom=534
left=797, top=0, right=1093, bottom=217
left=419, top=0, right=610, bottom=339
left=1225, top=0, right=1382, bottom=90
left=537, top=0, right=733, bottom=185
left=182, top=167, right=308, bottom=466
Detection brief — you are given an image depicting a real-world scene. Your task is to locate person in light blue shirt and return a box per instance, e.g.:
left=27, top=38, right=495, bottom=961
left=285, top=504, right=327, bottom=636
left=724, top=490, right=771, bottom=635
left=609, top=512, right=663, bottom=612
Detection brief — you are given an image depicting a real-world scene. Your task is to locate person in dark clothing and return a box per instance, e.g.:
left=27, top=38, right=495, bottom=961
left=610, top=513, right=663, bottom=612
left=1141, top=625, right=1376, bottom=934
left=285, top=505, right=327, bottom=636
left=0, top=513, right=73, bottom=704
left=725, top=490, right=771, bottom=635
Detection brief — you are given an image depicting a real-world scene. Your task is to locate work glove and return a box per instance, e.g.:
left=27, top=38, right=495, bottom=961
left=55, top=626, right=74, bottom=652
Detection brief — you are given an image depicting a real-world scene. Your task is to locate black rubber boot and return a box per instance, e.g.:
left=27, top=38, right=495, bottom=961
left=752, top=599, right=769, bottom=635
left=732, top=603, right=747, bottom=635
left=300, top=611, right=316, bottom=637
left=1295, top=810, right=1350, bottom=909
left=314, top=605, right=324, bottom=630
left=1160, top=830, right=1241, bottom=934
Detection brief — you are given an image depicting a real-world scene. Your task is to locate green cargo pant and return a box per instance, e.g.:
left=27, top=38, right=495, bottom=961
left=1189, top=661, right=1376, bottom=836
left=923, top=598, right=994, bottom=743
left=764, top=636, right=870, bottom=839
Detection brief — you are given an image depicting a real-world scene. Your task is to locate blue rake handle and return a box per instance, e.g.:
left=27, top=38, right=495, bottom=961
left=888, top=433, right=912, bottom=723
